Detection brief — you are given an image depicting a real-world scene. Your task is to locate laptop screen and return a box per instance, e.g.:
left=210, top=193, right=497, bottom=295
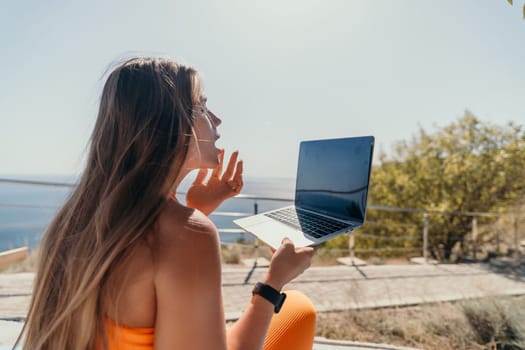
left=294, top=136, right=374, bottom=223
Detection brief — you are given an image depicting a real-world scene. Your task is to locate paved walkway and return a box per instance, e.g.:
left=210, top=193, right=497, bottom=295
left=1, top=261, right=524, bottom=349
left=223, top=260, right=525, bottom=320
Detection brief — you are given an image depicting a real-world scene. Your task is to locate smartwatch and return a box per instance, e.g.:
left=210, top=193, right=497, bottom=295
left=252, top=282, right=287, bottom=313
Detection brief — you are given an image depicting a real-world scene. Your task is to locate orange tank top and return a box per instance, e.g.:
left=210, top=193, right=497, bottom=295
left=104, top=319, right=154, bottom=350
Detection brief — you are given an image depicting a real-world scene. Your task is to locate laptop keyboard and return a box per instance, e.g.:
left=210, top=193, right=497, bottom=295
left=265, top=207, right=351, bottom=238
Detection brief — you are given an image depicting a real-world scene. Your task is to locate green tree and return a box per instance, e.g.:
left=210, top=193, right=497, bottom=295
left=364, top=112, right=525, bottom=260
left=506, top=0, right=525, bottom=19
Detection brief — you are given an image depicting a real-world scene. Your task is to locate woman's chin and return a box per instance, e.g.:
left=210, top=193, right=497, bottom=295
left=203, top=156, right=220, bottom=169
left=212, top=147, right=222, bottom=165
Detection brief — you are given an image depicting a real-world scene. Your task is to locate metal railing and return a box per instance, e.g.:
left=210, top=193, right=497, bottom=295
left=1, top=177, right=523, bottom=263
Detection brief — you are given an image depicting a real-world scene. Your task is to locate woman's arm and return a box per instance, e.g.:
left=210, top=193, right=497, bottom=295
left=153, top=204, right=314, bottom=350
left=154, top=208, right=228, bottom=349
left=226, top=239, right=315, bottom=349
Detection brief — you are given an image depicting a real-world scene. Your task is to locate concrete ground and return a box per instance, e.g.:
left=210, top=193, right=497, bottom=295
left=1, top=259, right=524, bottom=349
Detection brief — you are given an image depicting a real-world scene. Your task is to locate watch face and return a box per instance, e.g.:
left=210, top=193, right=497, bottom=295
left=274, top=293, right=287, bottom=313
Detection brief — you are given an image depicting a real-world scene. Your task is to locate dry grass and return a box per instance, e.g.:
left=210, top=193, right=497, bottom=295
left=0, top=249, right=38, bottom=273
left=316, top=296, right=525, bottom=350
left=220, top=244, right=413, bottom=267
left=461, top=297, right=525, bottom=349
left=220, top=242, right=274, bottom=266
left=311, top=248, right=348, bottom=266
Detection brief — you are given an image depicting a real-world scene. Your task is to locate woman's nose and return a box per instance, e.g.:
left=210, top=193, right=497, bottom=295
left=208, top=110, right=222, bottom=127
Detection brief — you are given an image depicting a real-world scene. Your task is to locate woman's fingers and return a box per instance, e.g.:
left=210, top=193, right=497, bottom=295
left=231, top=160, right=243, bottom=192
left=209, top=150, right=244, bottom=194
left=297, top=246, right=316, bottom=257
left=211, top=149, right=225, bottom=178
left=193, top=168, right=208, bottom=184
left=222, top=150, right=239, bottom=180
left=281, top=237, right=293, bottom=247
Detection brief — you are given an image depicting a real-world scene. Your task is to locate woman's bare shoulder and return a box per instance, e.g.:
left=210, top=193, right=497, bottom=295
left=156, top=200, right=218, bottom=242
left=153, top=200, right=221, bottom=271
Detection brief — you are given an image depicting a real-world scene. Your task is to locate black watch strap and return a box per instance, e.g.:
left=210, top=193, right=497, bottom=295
left=252, top=282, right=287, bottom=313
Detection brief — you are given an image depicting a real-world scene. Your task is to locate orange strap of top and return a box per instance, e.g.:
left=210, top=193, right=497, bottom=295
left=105, top=319, right=154, bottom=350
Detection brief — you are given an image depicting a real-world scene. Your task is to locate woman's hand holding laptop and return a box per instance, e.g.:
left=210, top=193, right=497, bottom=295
left=263, top=238, right=315, bottom=291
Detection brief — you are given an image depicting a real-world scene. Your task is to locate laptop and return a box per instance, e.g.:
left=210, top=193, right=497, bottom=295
left=234, top=136, right=375, bottom=249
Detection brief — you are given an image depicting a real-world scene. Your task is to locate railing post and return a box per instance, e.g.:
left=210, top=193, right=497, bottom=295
left=253, top=200, right=259, bottom=266
left=514, top=216, right=519, bottom=257
left=472, top=217, right=478, bottom=260
left=423, top=213, right=429, bottom=262
left=496, top=229, right=500, bottom=254
left=349, top=232, right=355, bottom=261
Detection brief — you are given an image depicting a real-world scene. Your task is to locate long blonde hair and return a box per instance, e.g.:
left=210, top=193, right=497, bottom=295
left=18, top=57, right=202, bottom=349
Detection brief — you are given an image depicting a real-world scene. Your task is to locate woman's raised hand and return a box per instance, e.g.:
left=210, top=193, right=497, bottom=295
left=185, top=149, right=243, bottom=215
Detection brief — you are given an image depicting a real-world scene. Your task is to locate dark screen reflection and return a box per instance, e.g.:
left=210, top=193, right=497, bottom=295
left=295, top=136, right=374, bottom=223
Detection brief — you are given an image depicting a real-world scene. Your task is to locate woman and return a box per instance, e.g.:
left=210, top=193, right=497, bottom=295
left=18, top=57, right=316, bottom=349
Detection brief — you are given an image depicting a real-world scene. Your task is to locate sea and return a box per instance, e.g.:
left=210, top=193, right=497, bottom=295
left=0, top=175, right=295, bottom=252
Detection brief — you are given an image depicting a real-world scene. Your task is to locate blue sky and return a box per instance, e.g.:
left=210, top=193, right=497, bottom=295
left=1, top=0, right=524, bottom=179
